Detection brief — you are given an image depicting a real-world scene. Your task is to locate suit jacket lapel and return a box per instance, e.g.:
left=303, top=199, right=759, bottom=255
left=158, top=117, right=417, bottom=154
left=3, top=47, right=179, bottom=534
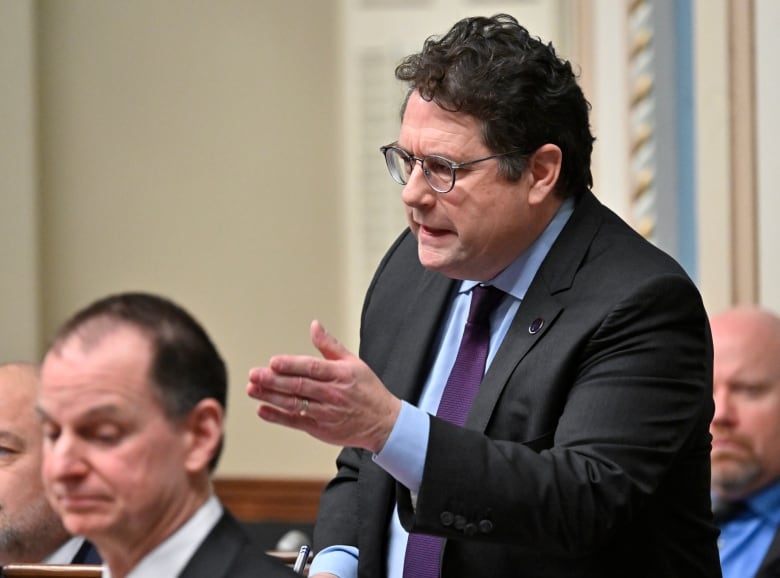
left=466, top=191, right=604, bottom=431
left=70, top=539, right=102, bottom=564
left=179, top=512, right=243, bottom=578
left=382, top=269, right=457, bottom=403
left=467, top=297, right=562, bottom=431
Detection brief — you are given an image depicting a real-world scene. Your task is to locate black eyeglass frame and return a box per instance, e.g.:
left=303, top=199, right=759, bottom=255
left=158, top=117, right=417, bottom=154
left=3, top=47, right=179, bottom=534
left=379, top=144, right=523, bottom=194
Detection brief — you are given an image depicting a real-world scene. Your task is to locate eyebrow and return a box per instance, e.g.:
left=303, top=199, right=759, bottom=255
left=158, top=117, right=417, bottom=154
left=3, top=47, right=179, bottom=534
left=391, top=142, right=463, bottom=162
left=0, top=430, right=25, bottom=447
left=36, top=403, right=128, bottom=424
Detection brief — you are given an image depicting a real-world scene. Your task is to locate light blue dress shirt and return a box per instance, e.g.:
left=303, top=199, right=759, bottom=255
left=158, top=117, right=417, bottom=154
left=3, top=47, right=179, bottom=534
left=719, top=481, right=780, bottom=578
left=309, top=198, right=574, bottom=578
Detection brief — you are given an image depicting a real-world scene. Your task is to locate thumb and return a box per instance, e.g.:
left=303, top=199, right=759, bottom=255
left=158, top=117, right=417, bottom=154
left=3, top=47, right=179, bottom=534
left=310, top=320, right=352, bottom=361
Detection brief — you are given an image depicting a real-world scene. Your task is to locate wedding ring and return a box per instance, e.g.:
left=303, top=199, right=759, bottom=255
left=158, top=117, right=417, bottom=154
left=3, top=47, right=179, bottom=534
left=298, top=398, right=309, bottom=416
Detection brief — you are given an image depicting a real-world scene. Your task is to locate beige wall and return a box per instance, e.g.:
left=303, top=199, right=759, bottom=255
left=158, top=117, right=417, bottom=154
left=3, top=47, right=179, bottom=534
left=29, top=0, right=343, bottom=478
left=1, top=1, right=39, bottom=362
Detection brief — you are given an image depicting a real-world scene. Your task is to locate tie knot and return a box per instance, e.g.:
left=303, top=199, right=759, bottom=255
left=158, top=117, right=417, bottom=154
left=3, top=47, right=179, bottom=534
left=467, top=285, right=504, bottom=326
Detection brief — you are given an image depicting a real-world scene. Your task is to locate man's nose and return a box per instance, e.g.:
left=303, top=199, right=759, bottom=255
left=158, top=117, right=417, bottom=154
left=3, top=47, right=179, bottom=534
left=45, top=432, right=89, bottom=479
left=400, top=165, right=437, bottom=208
left=712, top=387, right=736, bottom=427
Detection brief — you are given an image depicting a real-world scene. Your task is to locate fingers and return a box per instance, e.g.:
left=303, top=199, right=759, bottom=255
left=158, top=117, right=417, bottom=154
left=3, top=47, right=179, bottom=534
left=246, top=321, right=402, bottom=450
left=245, top=321, right=354, bottom=415
left=311, top=320, right=351, bottom=362
left=248, top=368, right=318, bottom=429
left=256, top=400, right=316, bottom=430
left=246, top=366, right=307, bottom=410
left=247, top=321, right=354, bottom=394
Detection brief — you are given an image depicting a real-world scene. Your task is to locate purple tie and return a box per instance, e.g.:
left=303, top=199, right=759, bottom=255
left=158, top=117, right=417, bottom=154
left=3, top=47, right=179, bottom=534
left=402, top=285, right=504, bottom=578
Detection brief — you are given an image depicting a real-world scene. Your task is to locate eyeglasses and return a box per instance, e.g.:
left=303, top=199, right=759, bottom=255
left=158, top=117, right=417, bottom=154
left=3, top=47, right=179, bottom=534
left=379, top=144, right=521, bottom=194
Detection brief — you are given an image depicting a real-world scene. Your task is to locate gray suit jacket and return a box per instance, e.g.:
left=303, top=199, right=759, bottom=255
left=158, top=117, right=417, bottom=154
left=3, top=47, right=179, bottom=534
left=314, top=190, right=722, bottom=577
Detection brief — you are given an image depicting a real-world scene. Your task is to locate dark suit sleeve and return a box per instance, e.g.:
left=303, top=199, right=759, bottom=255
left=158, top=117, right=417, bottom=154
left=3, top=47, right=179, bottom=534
left=312, top=446, right=364, bottom=550
left=312, top=231, right=419, bottom=555
left=401, top=272, right=713, bottom=555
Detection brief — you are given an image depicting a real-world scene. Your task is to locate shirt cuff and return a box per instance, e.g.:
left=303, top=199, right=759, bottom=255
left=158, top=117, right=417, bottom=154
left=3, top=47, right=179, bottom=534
left=308, top=545, right=359, bottom=578
left=372, top=400, right=430, bottom=493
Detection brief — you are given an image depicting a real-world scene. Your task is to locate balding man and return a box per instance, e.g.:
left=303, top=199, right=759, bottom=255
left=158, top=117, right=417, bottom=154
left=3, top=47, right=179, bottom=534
left=710, top=306, right=780, bottom=577
left=38, top=292, right=297, bottom=578
left=0, top=362, right=99, bottom=565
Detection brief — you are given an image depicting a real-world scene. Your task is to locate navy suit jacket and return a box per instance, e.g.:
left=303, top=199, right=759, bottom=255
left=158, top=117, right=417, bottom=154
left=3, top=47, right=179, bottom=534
left=71, top=540, right=101, bottom=564
left=314, top=190, right=722, bottom=577
left=756, top=528, right=780, bottom=577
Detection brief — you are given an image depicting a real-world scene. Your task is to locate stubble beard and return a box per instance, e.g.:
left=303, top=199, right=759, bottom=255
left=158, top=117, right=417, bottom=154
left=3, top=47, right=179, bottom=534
left=0, top=497, right=70, bottom=563
left=711, top=459, right=762, bottom=497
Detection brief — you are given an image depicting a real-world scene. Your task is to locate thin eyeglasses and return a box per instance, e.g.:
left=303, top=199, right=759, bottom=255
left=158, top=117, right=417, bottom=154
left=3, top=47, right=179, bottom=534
left=379, top=144, right=522, bottom=194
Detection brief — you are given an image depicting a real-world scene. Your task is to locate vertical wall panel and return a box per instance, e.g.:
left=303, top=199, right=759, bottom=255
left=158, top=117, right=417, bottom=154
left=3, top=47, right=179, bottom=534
left=692, top=0, right=732, bottom=313
left=755, top=0, right=780, bottom=309
left=0, top=1, right=40, bottom=362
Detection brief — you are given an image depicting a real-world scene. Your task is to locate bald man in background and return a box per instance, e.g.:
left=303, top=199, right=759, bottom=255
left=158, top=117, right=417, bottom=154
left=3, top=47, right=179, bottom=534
left=710, top=307, right=780, bottom=578
left=0, top=362, right=99, bottom=565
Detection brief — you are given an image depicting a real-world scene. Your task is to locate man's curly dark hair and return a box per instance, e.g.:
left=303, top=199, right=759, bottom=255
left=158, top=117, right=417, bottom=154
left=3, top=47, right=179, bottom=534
left=396, top=13, right=594, bottom=197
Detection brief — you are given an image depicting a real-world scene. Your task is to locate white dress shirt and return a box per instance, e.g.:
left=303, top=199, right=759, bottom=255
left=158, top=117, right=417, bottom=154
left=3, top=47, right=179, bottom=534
left=43, top=536, right=90, bottom=564
left=103, top=495, right=222, bottom=578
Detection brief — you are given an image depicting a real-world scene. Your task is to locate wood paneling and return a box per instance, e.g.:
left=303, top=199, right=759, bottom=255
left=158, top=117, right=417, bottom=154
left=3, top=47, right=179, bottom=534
left=213, top=477, right=327, bottom=523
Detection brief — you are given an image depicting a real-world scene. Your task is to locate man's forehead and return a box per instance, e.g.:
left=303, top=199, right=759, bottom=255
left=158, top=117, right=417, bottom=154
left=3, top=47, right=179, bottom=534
left=0, top=367, right=39, bottom=422
left=0, top=364, right=38, bottom=393
left=45, top=323, right=151, bottom=367
left=40, top=327, right=156, bottom=403
left=37, top=376, right=163, bottom=428
left=52, top=318, right=153, bottom=355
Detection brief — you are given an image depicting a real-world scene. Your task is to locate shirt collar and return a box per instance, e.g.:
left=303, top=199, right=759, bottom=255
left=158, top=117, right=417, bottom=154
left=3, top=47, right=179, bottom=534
left=746, top=480, right=780, bottom=526
left=42, top=536, right=87, bottom=564
left=460, top=195, right=575, bottom=300
left=103, top=495, right=222, bottom=578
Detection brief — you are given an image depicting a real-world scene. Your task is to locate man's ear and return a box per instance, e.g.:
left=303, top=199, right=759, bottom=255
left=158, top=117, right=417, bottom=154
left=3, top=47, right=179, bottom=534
left=526, top=143, right=562, bottom=205
left=183, top=398, right=223, bottom=474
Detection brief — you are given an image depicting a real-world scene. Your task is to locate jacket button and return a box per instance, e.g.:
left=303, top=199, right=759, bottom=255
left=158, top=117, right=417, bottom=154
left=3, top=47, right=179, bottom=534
left=464, top=523, right=478, bottom=536
left=479, top=520, right=494, bottom=534
left=440, top=511, right=454, bottom=526
left=453, top=515, right=467, bottom=530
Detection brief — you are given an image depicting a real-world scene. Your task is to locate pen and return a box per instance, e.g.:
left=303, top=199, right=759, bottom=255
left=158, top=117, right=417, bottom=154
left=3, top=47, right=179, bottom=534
left=293, top=544, right=311, bottom=575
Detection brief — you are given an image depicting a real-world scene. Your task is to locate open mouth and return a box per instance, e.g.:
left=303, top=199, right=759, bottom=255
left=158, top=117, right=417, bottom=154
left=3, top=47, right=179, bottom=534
left=420, top=224, right=452, bottom=237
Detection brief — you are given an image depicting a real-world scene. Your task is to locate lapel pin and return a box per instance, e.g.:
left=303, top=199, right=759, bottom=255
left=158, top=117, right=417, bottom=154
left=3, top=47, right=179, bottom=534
left=528, top=318, right=544, bottom=334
